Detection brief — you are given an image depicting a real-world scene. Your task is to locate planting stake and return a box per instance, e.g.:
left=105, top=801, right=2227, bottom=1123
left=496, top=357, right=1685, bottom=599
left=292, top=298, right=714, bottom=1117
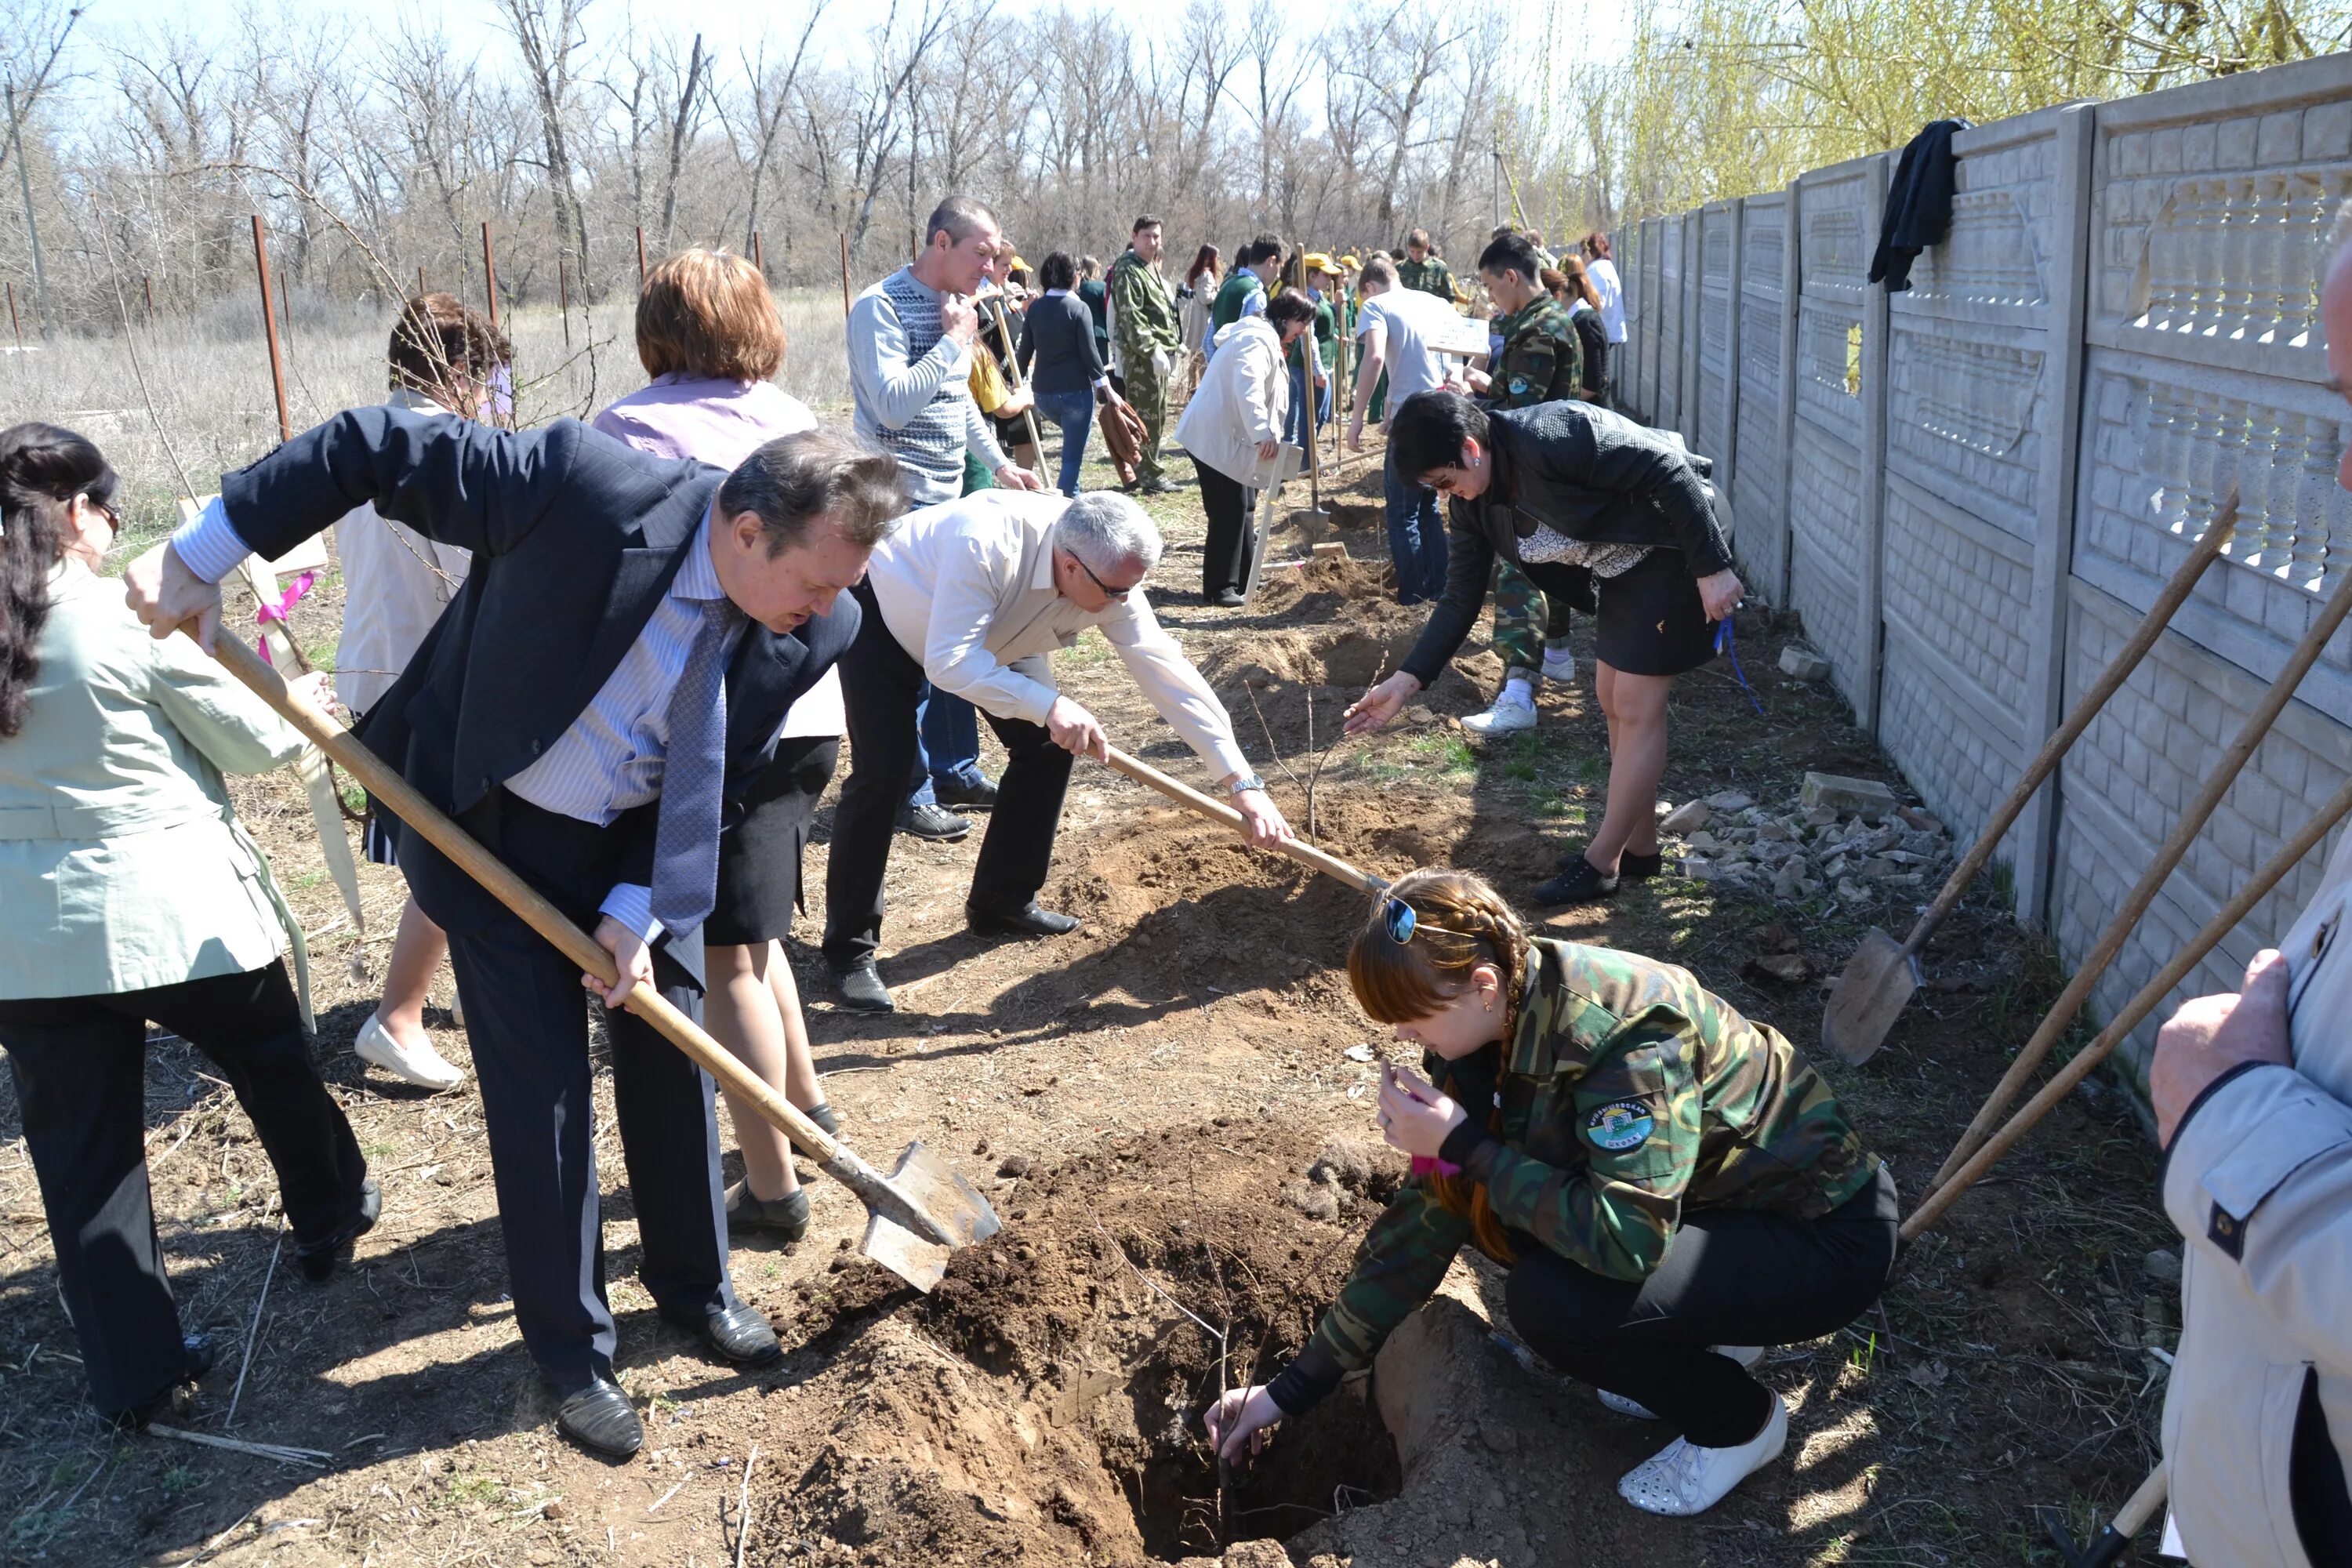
left=250, top=216, right=292, bottom=444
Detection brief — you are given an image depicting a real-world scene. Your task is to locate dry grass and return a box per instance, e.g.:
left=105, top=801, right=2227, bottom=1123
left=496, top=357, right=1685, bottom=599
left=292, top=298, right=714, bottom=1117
left=0, top=287, right=852, bottom=559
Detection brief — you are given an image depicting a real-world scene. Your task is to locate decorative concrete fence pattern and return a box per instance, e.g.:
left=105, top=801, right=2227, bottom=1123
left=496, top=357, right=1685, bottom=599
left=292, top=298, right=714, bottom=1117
left=1610, top=53, right=2352, bottom=1089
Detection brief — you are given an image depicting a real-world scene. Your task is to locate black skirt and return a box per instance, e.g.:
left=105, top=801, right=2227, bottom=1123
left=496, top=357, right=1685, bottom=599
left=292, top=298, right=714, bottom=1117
left=1532, top=549, right=1718, bottom=678
left=704, top=736, right=842, bottom=947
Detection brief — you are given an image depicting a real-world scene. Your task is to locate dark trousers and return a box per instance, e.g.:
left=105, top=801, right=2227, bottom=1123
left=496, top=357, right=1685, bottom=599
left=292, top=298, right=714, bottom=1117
left=824, top=583, right=1075, bottom=969
left=1504, top=1166, right=1897, bottom=1446
left=0, top=964, right=366, bottom=1416
left=399, top=789, right=736, bottom=1392
left=1196, top=459, right=1256, bottom=597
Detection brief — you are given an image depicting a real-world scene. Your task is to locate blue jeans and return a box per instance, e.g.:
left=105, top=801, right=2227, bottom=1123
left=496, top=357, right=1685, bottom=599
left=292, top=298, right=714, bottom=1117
left=1383, top=456, right=1449, bottom=604
left=1285, top=367, right=1329, bottom=447
left=1036, top=388, right=1094, bottom=498
left=907, top=685, right=986, bottom=806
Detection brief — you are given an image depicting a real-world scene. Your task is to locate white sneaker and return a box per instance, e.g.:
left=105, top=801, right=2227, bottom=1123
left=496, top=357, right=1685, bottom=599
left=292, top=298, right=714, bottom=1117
left=1462, top=690, right=1537, bottom=737
left=1541, top=645, right=1577, bottom=684
left=354, top=1012, right=466, bottom=1092
left=1617, top=1392, right=1788, bottom=1516
left=1597, top=1346, right=1764, bottom=1420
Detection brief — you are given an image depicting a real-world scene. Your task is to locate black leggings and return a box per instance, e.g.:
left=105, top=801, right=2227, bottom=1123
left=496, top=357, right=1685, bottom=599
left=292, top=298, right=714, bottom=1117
left=0, top=964, right=367, bottom=1416
left=1196, top=458, right=1256, bottom=597
left=1504, top=1165, right=1898, bottom=1446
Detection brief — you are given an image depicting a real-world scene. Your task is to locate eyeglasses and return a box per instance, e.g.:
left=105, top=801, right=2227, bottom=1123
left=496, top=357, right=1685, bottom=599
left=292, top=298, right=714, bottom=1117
left=1381, top=896, right=1474, bottom=946
left=84, top=494, right=120, bottom=537
left=1069, top=551, right=1134, bottom=601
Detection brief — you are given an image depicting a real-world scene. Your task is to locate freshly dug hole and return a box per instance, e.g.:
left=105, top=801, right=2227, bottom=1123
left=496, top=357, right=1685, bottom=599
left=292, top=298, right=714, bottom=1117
left=765, top=1127, right=1413, bottom=1565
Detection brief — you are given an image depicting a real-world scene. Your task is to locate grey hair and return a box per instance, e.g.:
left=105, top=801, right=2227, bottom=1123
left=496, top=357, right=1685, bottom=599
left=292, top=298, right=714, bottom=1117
left=718, top=427, right=909, bottom=555
left=925, top=195, right=996, bottom=249
left=1054, top=492, right=1163, bottom=575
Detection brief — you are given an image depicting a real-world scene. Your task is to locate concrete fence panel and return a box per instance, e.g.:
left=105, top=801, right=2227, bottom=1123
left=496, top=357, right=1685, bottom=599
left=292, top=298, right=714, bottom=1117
left=1876, top=105, right=2076, bottom=896
left=1656, top=214, right=1686, bottom=434
left=2054, top=53, right=2352, bottom=1083
left=1734, top=191, right=1795, bottom=606
left=1788, top=154, right=1889, bottom=728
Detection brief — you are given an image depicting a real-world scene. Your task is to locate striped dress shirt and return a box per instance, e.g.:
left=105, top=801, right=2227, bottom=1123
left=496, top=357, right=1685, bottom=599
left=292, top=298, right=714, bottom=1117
left=170, top=499, right=741, bottom=942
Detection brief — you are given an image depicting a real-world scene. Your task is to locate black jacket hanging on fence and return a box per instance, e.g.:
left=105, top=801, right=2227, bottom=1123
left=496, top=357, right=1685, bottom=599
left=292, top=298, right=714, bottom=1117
left=1869, top=119, right=1969, bottom=292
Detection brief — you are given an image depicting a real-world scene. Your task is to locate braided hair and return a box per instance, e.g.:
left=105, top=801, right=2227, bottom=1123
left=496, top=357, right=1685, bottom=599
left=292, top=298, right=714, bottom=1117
left=1346, top=867, right=1531, bottom=1261
left=0, top=423, right=117, bottom=739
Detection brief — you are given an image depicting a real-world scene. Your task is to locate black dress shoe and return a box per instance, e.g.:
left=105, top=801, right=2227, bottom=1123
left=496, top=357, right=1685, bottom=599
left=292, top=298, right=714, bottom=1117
left=966, top=900, right=1081, bottom=938
left=831, top=960, right=895, bottom=1013
left=556, top=1379, right=644, bottom=1458
left=109, top=1334, right=220, bottom=1430
left=933, top=774, right=1000, bottom=810
left=296, top=1175, right=382, bottom=1283
left=662, top=1303, right=782, bottom=1365
left=897, top=801, right=971, bottom=841
left=1620, top=850, right=1665, bottom=880
left=727, top=1185, right=811, bottom=1242
left=803, top=1100, right=840, bottom=1136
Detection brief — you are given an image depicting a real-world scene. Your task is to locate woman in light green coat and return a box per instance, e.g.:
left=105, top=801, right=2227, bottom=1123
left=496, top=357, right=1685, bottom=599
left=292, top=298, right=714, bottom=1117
left=0, top=423, right=376, bottom=1428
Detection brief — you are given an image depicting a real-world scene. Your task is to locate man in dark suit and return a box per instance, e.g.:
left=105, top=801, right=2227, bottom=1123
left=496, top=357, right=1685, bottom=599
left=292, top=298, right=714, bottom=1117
left=125, top=409, right=906, bottom=1458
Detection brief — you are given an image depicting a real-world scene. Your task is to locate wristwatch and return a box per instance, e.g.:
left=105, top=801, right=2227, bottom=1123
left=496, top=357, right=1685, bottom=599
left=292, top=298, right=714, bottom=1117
left=1229, top=773, right=1268, bottom=795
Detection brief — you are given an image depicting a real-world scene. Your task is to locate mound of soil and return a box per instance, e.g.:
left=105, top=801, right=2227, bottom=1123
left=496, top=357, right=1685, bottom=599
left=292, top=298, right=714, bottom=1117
left=1248, top=553, right=1396, bottom=619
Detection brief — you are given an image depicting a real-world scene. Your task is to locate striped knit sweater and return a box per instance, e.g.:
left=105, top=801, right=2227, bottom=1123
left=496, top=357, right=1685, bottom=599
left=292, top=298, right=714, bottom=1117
left=848, top=267, right=1003, bottom=504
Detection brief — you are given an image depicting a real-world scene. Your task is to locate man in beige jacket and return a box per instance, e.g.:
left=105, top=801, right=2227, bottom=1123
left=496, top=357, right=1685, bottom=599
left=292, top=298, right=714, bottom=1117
left=821, top=489, right=1290, bottom=1011
left=2147, top=210, right=2352, bottom=1566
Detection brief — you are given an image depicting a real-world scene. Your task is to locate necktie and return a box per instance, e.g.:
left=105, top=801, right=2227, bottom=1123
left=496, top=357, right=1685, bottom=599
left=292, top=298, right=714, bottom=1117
left=650, top=598, right=736, bottom=931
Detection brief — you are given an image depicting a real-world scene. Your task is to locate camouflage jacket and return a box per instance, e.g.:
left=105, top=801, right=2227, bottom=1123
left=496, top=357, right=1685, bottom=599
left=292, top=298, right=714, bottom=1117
left=1396, top=256, right=1456, bottom=302
left=1487, top=296, right=1583, bottom=409
left=1304, top=938, right=1878, bottom=1377
left=1108, top=248, right=1181, bottom=365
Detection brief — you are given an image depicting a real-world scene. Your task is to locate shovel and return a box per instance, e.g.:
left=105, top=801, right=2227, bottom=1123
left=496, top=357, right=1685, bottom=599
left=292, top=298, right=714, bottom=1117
left=2042, top=1463, right=2165, bottom=1568
left=1820, top=493, right=2238, bottom=1065
left=195, top=628, right=999, bottom=1293
left=1241, top=443, right=1308, bottom=605
left=1102, top=744, right=1386, bottom=893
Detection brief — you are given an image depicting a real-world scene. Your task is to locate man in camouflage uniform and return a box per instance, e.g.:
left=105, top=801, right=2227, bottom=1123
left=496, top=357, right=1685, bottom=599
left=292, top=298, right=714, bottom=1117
left=1461, top=230, right=1588, bottom=738
left=1108, top=216, right=1183, bottom=495
left=1396, top=227, right=1457, bottom=303
left=1239, top=930, right=1899, bottom=1516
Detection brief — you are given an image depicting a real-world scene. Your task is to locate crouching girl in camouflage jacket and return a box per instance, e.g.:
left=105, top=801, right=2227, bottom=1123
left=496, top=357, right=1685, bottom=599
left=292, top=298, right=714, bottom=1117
left=1205, top=867, right=1897, bottom=1517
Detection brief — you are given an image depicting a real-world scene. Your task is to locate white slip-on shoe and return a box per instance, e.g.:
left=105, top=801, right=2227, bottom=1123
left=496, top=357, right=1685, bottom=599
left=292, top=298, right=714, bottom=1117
left=1617, top=1392, right=1788, bottom=1517
left=1541, top=645, right=1577, bottom=684
left=354, top=1013, right=466, bottom=1092
left=1462, top=690, right=1537, bottom=737
left=1599, top=1346, right=1766, bottom=1420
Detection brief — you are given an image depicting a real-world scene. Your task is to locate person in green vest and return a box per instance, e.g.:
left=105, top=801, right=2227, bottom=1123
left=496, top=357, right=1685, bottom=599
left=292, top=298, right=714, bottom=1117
left=1209, top=234, right=1285, bottom=360
left=1461, top=230, right=1588, bottom=739
left=1285, top=252, right=1339, bottom=448
left=1396, top=228, right=1457, bottom=303
left=1107, top=216, right=1184, bottom=495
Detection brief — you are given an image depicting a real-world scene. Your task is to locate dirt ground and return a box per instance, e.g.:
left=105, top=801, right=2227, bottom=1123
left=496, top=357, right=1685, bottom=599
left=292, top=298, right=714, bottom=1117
left=0, top=435, right=2180, bottom=1568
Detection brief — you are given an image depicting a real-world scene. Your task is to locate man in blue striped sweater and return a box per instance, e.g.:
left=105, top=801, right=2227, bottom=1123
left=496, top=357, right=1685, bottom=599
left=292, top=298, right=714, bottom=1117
left=848, top=195, right=1044, bottom=844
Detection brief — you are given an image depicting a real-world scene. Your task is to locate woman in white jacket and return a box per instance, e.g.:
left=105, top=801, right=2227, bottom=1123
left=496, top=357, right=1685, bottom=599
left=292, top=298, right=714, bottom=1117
left=1175, top=289, right=1318, bottom=606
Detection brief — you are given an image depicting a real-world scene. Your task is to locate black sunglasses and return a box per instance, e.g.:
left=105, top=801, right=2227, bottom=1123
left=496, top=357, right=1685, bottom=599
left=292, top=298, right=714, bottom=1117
left=1382, top=896, right=1474, bottom=946
left=1069, top=551, right=1133, bottom=601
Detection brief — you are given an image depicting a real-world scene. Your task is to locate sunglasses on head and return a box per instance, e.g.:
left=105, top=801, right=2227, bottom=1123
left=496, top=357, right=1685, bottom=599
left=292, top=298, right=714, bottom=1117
left=1381, top=896, right=1475, bottom=946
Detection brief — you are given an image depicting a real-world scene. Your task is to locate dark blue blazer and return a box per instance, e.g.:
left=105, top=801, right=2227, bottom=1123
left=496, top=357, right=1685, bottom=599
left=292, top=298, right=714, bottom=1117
left=216, top=408, right=858, bottom=953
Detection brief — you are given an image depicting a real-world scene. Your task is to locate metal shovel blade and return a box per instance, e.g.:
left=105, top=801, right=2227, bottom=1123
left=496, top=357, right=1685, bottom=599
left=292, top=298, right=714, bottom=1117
left=1821, top=927, right=1921, bottom=1065
left=855, top=1140, right=1004, bottom=1294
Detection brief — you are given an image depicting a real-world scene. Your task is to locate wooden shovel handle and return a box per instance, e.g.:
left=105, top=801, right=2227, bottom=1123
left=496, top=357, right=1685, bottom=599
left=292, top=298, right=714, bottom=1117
left=194, top=629, right=844, bottom=1167
left=1904, top=768, right=2352, bottom=1241
left=1929, top=519, right=2352, bottom=1191
left=1901, top=492, right=2238, bottom=960
left=1101, top=744, right=1388, bottom=895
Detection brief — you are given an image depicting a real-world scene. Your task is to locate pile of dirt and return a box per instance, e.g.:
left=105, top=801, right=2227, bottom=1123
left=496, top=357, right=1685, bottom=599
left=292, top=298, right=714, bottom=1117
left=1248, top=552, right=1396, bottom=618
left=760, top=1124, right=1414, bottom=1566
